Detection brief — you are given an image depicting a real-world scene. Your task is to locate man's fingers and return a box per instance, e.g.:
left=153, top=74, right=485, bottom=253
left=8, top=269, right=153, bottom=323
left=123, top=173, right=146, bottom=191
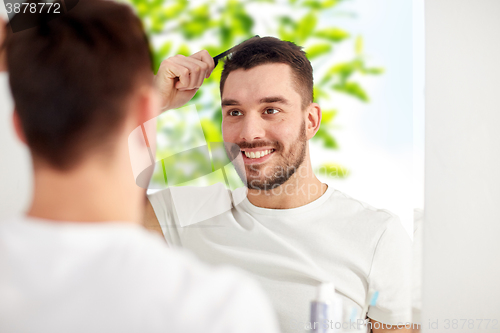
left=166, top=55, right=210, bottom=90
left=181, top=56, right=210, bottom=89
left=190, top=50, right=215, bottom=79
left=157, top=50, right=214, bottom=94
left=159, top=58, right=191, bottom=90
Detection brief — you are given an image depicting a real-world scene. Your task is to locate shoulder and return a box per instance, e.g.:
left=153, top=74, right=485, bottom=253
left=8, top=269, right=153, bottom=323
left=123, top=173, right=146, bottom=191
left=126, top=229, right=278, bottom=331
left=148, top=183, right=230, bottom=203
left=324, top=189, right=411, bottom=255
left=148, top=183, right=235, bottom=227
left=0, top=219, right=278, bottom=332
left=329, top=188, right=400, bottom=229
left=114, top=226, right=261, bottom=296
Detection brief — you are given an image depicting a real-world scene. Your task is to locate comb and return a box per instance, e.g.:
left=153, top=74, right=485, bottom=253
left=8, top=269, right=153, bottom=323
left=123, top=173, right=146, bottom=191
left=212, top=35, right=260, bottom=68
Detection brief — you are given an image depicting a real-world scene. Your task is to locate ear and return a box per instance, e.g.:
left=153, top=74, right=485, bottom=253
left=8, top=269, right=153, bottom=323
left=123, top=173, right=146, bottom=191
left=305, top=103, right=321, bottom=140
left=12, top=109, right=27, bottom=145
left=134, top=85, right=161, bottom=128
left=126, top=84, right=160, bottom=156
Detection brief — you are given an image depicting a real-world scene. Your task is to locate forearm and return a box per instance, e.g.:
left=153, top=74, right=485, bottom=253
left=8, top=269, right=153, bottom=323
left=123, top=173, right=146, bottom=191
left=370, top=319, right=412, bottom=333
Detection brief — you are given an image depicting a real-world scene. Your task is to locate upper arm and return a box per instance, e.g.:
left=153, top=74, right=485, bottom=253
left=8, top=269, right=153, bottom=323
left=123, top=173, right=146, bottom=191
left=143, top=199, right=164, bottom=238
left=367, top=216, right=412, bottom=325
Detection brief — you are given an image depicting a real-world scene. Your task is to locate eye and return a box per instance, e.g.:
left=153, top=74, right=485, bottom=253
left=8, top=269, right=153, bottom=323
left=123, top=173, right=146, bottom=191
left=228, top=110, right=243, bottom=116
left=264, top=108, right=280, bottom=115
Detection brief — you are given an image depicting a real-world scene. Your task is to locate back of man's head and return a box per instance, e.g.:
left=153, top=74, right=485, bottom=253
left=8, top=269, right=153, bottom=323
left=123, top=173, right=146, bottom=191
left=5, top=0, right=152, bottom=170
left=220, top=36, right=314, bottom=110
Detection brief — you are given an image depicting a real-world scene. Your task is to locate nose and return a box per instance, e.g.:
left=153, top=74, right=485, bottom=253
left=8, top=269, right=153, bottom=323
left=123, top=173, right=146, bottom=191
left=239, top=113, right=266, bottom=142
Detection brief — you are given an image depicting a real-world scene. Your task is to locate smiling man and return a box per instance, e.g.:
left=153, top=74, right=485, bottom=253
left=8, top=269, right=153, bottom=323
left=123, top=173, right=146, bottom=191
left=145, top=37, right=412, bottom=333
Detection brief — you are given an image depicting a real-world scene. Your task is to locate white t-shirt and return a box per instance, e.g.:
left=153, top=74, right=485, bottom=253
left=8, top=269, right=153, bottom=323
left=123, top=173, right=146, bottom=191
left=149, top=183, right=412, bottom=332
left=0, top=215, right=280, bottom=333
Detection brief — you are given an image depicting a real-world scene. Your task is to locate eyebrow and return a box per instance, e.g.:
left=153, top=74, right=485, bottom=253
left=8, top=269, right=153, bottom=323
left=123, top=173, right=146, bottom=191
left=221, top=99, right=240, bottom=106
left=221, top=96, right=291, bottom=107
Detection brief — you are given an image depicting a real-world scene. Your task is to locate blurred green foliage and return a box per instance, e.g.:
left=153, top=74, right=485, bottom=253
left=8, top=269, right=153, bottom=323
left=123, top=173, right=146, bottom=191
left=124, top=0, right=383, bottom=187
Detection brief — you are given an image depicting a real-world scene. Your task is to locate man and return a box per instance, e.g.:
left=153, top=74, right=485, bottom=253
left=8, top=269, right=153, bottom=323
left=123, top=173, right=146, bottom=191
left=145, top=37, right=413, bottom=332
left=0, top=1, right=279, bottom=332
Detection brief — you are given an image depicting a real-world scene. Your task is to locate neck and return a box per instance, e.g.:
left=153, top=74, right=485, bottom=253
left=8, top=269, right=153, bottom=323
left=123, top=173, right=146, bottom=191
left=27, top=151, right=143, bottom=224
left=246, top=156, right=327, bottom=209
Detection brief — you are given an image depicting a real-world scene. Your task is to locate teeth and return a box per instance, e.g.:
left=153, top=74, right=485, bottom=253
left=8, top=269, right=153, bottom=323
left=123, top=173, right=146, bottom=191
left=244, top=149, right=273, bottom=159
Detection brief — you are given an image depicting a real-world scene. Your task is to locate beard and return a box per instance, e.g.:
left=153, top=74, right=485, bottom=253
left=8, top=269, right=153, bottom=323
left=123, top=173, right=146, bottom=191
left=225, top=121, right=307, bottom=191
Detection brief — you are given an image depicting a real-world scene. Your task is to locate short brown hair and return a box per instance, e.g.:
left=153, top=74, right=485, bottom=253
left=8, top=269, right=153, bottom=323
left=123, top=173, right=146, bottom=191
left=5, top=0, right=153, bottom=170
left=220, top=37, right=313, bottom=109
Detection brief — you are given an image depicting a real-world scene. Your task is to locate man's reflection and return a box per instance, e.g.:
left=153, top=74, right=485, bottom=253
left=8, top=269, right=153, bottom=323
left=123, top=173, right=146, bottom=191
left=145, top=37, right=413, bottom=333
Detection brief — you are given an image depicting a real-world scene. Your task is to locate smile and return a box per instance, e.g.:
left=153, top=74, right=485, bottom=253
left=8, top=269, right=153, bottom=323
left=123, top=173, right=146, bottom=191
left=243, top=149, right=275, bottom=159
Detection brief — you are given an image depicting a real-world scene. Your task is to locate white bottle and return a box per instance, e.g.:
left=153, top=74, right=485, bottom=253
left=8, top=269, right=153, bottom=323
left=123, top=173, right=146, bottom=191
left=310, top=282, right=343, bottom=333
